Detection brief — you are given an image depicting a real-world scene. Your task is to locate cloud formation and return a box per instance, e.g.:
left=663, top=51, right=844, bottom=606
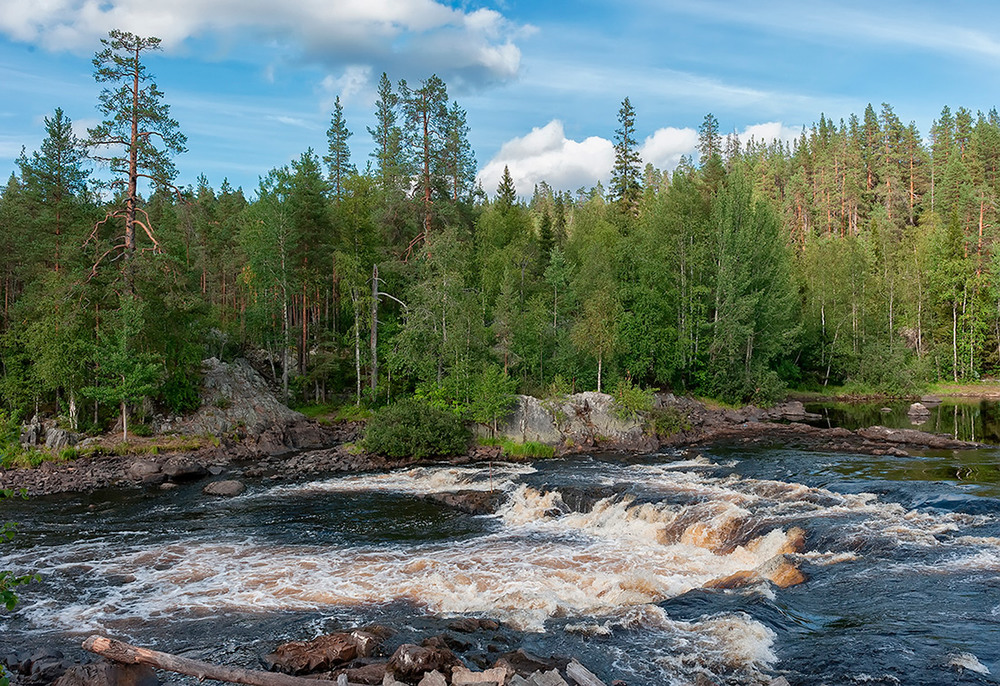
left=0, top=0, right=527, bottom=89
left=478, top=119, right=804, bottom=196
left=477, top=120, right=615, bottom=196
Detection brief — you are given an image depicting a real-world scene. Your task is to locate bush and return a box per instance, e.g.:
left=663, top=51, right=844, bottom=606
left=649, top=407, right=692, bottom=437
left=364, top=398, right=471, bottom=459
left=611, top=378, right=655, bottom=420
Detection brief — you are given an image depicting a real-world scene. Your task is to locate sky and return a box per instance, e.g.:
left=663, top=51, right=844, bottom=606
left=2, top=0, right=1000, bottom=198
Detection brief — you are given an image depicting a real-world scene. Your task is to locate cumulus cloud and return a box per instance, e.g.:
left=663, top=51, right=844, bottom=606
left=0, top=0, right=527, bottom=89
left=639, top=126, right=699, bottom=171
left=477, top=120, right=615, bottom=196
left=478, top=119, right=804, bottom=196
left=737, top=121, right=801, bottom=148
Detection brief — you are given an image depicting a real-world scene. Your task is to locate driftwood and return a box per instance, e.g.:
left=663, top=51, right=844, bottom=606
left=82, top=635, right=364, bottom=686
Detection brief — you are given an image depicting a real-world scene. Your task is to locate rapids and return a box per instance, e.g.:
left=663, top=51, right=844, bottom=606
left=1, top=447, right=999, bottom=685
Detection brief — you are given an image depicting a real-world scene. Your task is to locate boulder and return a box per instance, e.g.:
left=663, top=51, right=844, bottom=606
left=386, top=644, right=461, bottom=682
left=424, top=491, right=503, bottom=515
left=451, top=665, right=510, bottom=685
left=53, top=661, right=158, bottom=686
left=264, top=633, right=365, bottom=675
left=416, top=671, right=447, bottom=686
left=202, top=480, right=246, bottom=497
left=447, top=618, right=501, bottom=633
left=492, top=393, right=648, bottom=448
left=908, top=402, right=931, bottom=417
left=337, top=662, right=387, bottom=685
left=509, top=670, right=570, bottom=686
left=494, top=651, right=569, bottom=679
left=128, top=460, right=163, bottom=482
left=161, top=455, right=208, bottom=481
left=178, top=357, right=305, bottom=436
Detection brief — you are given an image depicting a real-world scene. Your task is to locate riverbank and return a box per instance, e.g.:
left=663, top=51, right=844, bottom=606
left=0, top=395, right=985, bottom=498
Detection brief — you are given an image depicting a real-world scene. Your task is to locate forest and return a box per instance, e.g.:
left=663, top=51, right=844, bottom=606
left=2, top=30, right=1000, bottom=438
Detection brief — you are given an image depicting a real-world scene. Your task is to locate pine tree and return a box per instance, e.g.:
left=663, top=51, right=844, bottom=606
left=324, top=96, right=354, bottom=201
left=443, top=101, right=477, bottom=202
left=400, top=75, right=449, bottom=240
left=86, top=30, right=186, bottom=271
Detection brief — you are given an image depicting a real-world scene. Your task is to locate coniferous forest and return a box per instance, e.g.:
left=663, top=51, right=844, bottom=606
left=3, top=30, right=1000, bottom=436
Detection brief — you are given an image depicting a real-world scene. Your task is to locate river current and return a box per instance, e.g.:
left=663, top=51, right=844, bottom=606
left=1, top=446, right=999, bottom=685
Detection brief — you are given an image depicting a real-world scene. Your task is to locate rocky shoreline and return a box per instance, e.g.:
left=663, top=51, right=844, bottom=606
left=0, top=397, right=983, bottom=498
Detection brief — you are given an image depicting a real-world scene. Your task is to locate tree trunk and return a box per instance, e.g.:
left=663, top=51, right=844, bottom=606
left=370, top=263, right=378, bottom=392
left=597, top=354, right=603, bottom=393
left=83, top=636, right=346, bottom=686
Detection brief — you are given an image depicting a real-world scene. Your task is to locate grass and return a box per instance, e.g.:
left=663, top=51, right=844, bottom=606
left=478, top=437, right=556, bottom=459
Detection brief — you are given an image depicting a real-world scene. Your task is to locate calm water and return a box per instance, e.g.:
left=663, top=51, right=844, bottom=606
left=1, top=448, right=999, bottom=685
left=805, top=398, right=1000, bottom=444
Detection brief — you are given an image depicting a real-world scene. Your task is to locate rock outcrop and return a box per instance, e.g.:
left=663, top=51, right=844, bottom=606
left=176, top=357, right=305, bottom=436
left=492, top=392, right=653, bottom=450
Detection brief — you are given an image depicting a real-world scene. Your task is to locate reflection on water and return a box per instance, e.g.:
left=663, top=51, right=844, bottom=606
left=805, top=398, right=1000, bottom=444
left=1, top=451, right=999, bottom=685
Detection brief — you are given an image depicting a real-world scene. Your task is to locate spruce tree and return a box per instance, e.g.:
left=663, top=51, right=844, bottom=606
left=324, top=96, right=354, bottom=201
left=497, top=166, right=517, bottom=210
left=610, top=97, right=642, bottom=216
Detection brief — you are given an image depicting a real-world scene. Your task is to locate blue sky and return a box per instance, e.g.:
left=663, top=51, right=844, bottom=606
left=2, top=0, right=1000, bottom=197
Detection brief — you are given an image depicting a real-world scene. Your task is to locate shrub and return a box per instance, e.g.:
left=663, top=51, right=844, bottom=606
left=611, top=378, right=655, bottom=420
left=364, top=398, right=471, bottom=459
left=649, top=407, right=692, bottom=437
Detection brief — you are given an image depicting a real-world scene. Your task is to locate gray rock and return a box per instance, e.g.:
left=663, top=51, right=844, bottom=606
left=53, top=661, right=158, bottom=686
left=908, top=402, right=931, bottom=416
left=178, top=358, right=305, bottom=436
left=202, top=480, right=245, bottom=497
left=492, top=392, right=648, bottom=448
left=128, top=460, right=162, bottom=481
left=161, top=455, right=208, bottom=481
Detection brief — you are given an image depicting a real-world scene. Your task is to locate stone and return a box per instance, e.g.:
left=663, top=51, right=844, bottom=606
left=495, top=651, right=569, bottom=678
left=908, top=402, right=931, bottom=416
left=417, top=671, right=447, bottom=686
left=265, top=633, right=361, bottom=675
left=386, top=644, right=461, bottom=681
left=451, top=665, right=510, bottom=685
left=338, top=662, right=387, bottom=685
left=53, top=661, right=158, bottom=686
left=425, top=491, right=502, bottom=515
left=202, top=480, right=245, bottom=497
left=447, top=617, right=501, bottom=633
left=161, top=455, right=208, bottom=481
left=128, top=460, right=162, bottom=481
left=566, top=660, right=605, bottom=686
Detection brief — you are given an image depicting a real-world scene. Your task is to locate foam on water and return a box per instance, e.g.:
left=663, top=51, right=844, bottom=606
left=260, top=464, right=537, bottom=498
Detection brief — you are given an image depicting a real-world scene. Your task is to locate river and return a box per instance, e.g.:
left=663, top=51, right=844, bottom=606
left=1, top=446, right=999, bottom=685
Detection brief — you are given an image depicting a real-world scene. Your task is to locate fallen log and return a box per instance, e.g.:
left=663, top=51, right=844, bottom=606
left=82, top=635, right=362, bottom=686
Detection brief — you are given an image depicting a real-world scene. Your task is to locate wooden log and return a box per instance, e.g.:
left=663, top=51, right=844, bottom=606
left=82, top=635, right=363, bottom=686
left=566, top=659, right=607, bottom=686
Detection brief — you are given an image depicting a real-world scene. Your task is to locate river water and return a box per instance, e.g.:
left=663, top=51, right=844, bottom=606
left=1, top=446, right=999, bottom=685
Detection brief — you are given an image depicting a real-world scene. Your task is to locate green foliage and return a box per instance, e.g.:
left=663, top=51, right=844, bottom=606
left=158, top=369, right=201, bottom=415
left=611, top=377, right=655, bottom=420
left=649, top=407, right=692, bottom=437
left=363, top=398, right=471, bottom=459
left=480, top=437, right=556, bottom=459
left=1, top=489, right=39, bottom=615
left=468, top=365, right=518, bottom=432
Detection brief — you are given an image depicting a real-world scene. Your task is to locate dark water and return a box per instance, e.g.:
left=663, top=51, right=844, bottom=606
left=1, top=449, right=999, bottom=685
left=805, top=398, right=1000, bottom=444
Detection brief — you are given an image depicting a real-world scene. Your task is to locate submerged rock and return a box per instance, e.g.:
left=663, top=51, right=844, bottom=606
left=202, top=479, right=245, bottom=497
left=265, top=632, right=377, bottom=675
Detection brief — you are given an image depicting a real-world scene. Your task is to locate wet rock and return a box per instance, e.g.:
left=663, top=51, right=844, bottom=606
left=765, top=401, right=821, bottom=423
left=856, top=425, right=977, bottom=450
left=161, top=455, right=207, bottom=481
left=509, top=670, right=570, bottom=686
left=566, top=660, right=606, bottom=686
left=128, top=460, right=162, bottom=481
left=53, top=661, right=159, bottom=686
left=386, top=644, right=460, bottom=682
left=757, top=554, right=808, bottom=588
left=265, top=633, right=362, bottom=675
left=907, top=402, right=931, bottom=417
left=447, top=618, right=501, bottom=633
left=337, top=662, right=387, bottom=685
left=202, top=480, right=245, bottom=497
left=495, top=650, right=569, bottom=679
left=451, top=665, right=511, bottom=685
left=424, top=491, right=502, bottom=515
left=416, top=671, right=447, bottom=686
left=920, top=395, right=943, bottom=405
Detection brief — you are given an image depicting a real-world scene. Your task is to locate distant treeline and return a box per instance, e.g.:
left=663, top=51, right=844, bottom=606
left=0, top=31, right=997, bottom=435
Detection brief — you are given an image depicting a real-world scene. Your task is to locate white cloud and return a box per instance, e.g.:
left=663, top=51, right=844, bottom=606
left=0, top=0, right=527, bottom=88
left=477, top=120, right=615, bottom=196
left=737, top=121, right=801, bottom=148
left=639, top=127, right=698, bottom=171
left=318, top=65, right=374, bottom=109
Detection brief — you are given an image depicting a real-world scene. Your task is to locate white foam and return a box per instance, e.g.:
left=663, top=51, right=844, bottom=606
left=259, top=465, right=537, bottom=498
left=947, top=652, right=991, bottom=675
